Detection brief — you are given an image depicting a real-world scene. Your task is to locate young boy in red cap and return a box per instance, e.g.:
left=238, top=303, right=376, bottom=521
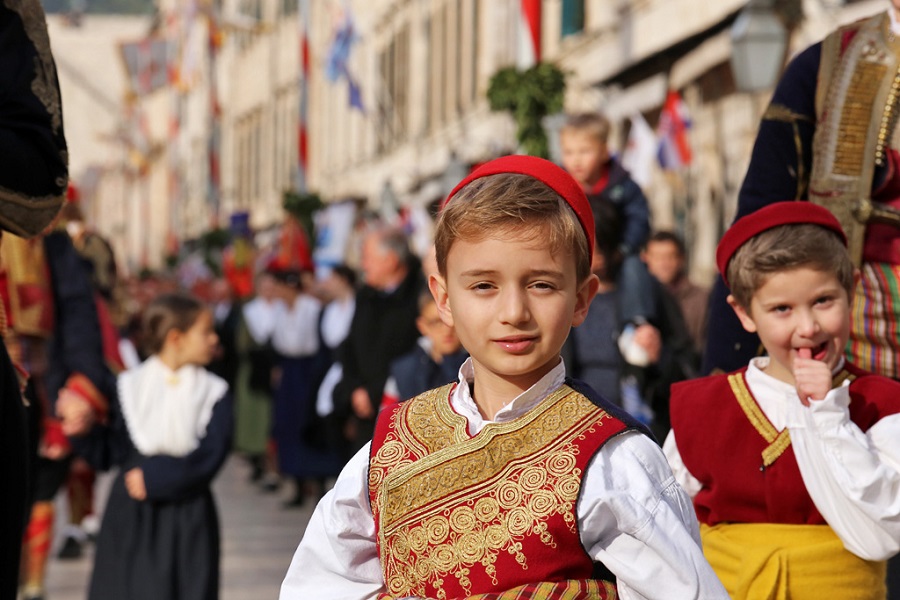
left=665, top=201, right=900, bottom=599
left=281, top=155, right=726, bottom=599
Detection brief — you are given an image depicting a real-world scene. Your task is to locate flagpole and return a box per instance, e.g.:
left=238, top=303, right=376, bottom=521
left=295, top=0, right=310, bottom=194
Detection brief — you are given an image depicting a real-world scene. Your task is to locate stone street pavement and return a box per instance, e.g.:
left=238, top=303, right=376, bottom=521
left=42, top=455, right=315, bottom=600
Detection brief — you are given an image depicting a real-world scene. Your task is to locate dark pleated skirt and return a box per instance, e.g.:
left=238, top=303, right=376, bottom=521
left=88, top=475, right=219, bottom=600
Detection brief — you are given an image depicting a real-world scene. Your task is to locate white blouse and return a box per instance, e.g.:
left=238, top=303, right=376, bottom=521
left=281, top=359, right=727, bottom=600
left=664, top=357, right=900, bottom=561
left=271, top=294, right=321, bottom=358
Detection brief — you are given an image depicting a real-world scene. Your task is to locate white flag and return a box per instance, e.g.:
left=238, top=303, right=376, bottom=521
left=621, top=113, right=658, bottom=189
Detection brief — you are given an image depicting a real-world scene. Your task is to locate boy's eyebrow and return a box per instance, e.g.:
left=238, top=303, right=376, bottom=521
left=458, top=268, right=566, bottom=278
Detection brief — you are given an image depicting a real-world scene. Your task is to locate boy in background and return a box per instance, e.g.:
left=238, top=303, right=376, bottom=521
left=380, top=289, right=468, bottom=409
left=560, top=112, right=655, bottom=331
left=666, top=202, right=900, bottom=598
left=281, top=155, right=725, bottom=599
left=642, top=230, right=709, bottom=357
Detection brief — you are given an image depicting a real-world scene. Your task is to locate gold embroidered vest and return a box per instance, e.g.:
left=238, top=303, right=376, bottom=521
left=368, top=384, right=628, bottom=600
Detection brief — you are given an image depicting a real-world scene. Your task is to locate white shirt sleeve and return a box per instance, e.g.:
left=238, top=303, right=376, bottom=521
left=785, top=384, right=900, bottom=561
left=661, top=429, right=702, bottom=498
left=578, top=431, right=728, bottom=599
left=280, top=444, right=385, bottom=600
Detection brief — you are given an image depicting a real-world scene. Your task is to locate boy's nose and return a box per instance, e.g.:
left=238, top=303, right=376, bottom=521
left=795, top=311, right=820, bottom=337
left=498, top=288, right=530, bottom=324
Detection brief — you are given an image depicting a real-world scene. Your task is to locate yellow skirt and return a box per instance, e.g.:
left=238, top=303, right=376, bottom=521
left=701, top=522, right=886, bottom=600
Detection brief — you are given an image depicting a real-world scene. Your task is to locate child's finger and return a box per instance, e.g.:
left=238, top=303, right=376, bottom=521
left=797, top=348, right=812, bottom=360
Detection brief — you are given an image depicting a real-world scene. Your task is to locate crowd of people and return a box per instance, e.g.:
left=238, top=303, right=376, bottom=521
left=5, top=0, right=900, bottom=598
left=13, top=91, right=900, bottom=600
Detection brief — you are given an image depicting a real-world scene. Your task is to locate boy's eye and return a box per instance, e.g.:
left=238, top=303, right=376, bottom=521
left=815, top=295, right=834, bottom=306
left=530, top=281, right=556, bottom=291
left=772, top=305, right=790, bottom=313
left=471, top=282, right=494, bottom=291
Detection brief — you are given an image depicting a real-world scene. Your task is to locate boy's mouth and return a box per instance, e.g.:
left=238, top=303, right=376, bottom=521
left=494, top=336, right=536, bottom=353
left=797, top=341, right=829, bottom=361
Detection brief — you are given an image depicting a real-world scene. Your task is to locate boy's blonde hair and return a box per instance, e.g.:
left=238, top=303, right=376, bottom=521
left=561, top=112, right=610, bottom=144
left=435, top=173, right=592, bottom=282
left=727, top=223, right=855, bottom=309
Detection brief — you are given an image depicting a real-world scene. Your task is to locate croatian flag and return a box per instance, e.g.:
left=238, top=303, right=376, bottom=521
left=517, top=0, right=541, bottom=69
left=657, top=90, right=692, bottom=170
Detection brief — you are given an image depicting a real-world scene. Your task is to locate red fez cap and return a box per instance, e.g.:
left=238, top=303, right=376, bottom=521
left=441, top=155, right=595, bottom=253
left=716, top=201, right=847, bottom=287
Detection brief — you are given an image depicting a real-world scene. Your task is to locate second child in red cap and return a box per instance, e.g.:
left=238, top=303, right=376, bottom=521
left=665, top=201, right=900, bottom=599
left=280, top=155, right=726, bottom=599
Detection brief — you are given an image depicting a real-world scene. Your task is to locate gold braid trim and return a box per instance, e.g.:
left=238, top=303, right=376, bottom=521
left=832, top=368, right=857, bottom=389
left=727, top=369, right=858, bottom=469
left=727, top=373, right=791, bottom=468
left=762, top=103, right=813, bottom=199
left=4, top=0, right=63, bottom=134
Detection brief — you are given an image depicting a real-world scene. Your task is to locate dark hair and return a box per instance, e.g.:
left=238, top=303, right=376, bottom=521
left=142, top=292, right=206, bottom=355
left=591, top=196, right=623, bottom=282
left=271, top=268, right=302, bottom=289
left=647, top=230, right=686, bottom=257
left=331, top=263, right=357, bottom=288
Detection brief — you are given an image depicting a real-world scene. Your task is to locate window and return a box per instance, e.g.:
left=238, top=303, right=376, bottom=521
left=561, top=0, right=584, bottom=38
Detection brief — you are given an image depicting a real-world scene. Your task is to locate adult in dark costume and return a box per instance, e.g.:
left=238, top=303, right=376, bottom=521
left=8, top=228, right=115, bottom=599
left=0, top=0, right=68, bottom=597
left=703, top=4, right=900, bottom=594
left=333, top=227, right=422, bottom=456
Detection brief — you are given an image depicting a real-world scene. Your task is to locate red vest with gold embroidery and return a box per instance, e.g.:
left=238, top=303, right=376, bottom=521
left=670, top=363, right=900, bottom=527
left=368, top=384, right=628, bottom=600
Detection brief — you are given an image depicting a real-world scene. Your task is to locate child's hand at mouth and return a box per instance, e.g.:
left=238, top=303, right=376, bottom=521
left=793, top=347, right=832, bottom=406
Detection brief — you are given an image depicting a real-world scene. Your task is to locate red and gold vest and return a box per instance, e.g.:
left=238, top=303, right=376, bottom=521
left=368, top=384, right=628, bottom=600
left=670, top=363, right=900, bottom=527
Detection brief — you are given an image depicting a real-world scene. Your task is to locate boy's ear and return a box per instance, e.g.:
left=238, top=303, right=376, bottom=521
left=428, top=274, right=454, bottom=327
left=727, top=294, right=758, bottom=334
left=571, top=274, right=601, bottom=327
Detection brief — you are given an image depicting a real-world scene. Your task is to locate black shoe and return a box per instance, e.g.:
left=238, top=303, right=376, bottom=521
left=259, top=474, right=280, bottom=493
left=247, top=455, right=264, bottom=482
left=57, top=535, right=83, bottom=560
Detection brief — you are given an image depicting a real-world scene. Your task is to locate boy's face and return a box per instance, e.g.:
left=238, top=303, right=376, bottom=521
left=560, top=130, right=609, bottom=188
left=642, top=240, right=683, bottom=286
left=728, top=267, right=852, bottom=386
left=430, top=228, right=598, bottom=396
left=417, top=300, right=461, bottom=357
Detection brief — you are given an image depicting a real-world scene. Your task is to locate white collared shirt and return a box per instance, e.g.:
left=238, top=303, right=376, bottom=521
left=281, top=359, right=727, bottom=599
left=664, top=357, right=900, bottom=561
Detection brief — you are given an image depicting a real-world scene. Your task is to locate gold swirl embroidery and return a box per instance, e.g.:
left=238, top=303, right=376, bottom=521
left=372, top=386, right=613, bottom=598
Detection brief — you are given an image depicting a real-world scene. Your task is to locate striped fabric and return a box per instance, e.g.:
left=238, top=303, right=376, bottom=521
left=378, top=578, right=616, bottom=600
left=848, top=262, right=900, bottom=379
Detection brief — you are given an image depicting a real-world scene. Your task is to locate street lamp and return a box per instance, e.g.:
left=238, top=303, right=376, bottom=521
left=730, top=0, right=788, bottom=92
